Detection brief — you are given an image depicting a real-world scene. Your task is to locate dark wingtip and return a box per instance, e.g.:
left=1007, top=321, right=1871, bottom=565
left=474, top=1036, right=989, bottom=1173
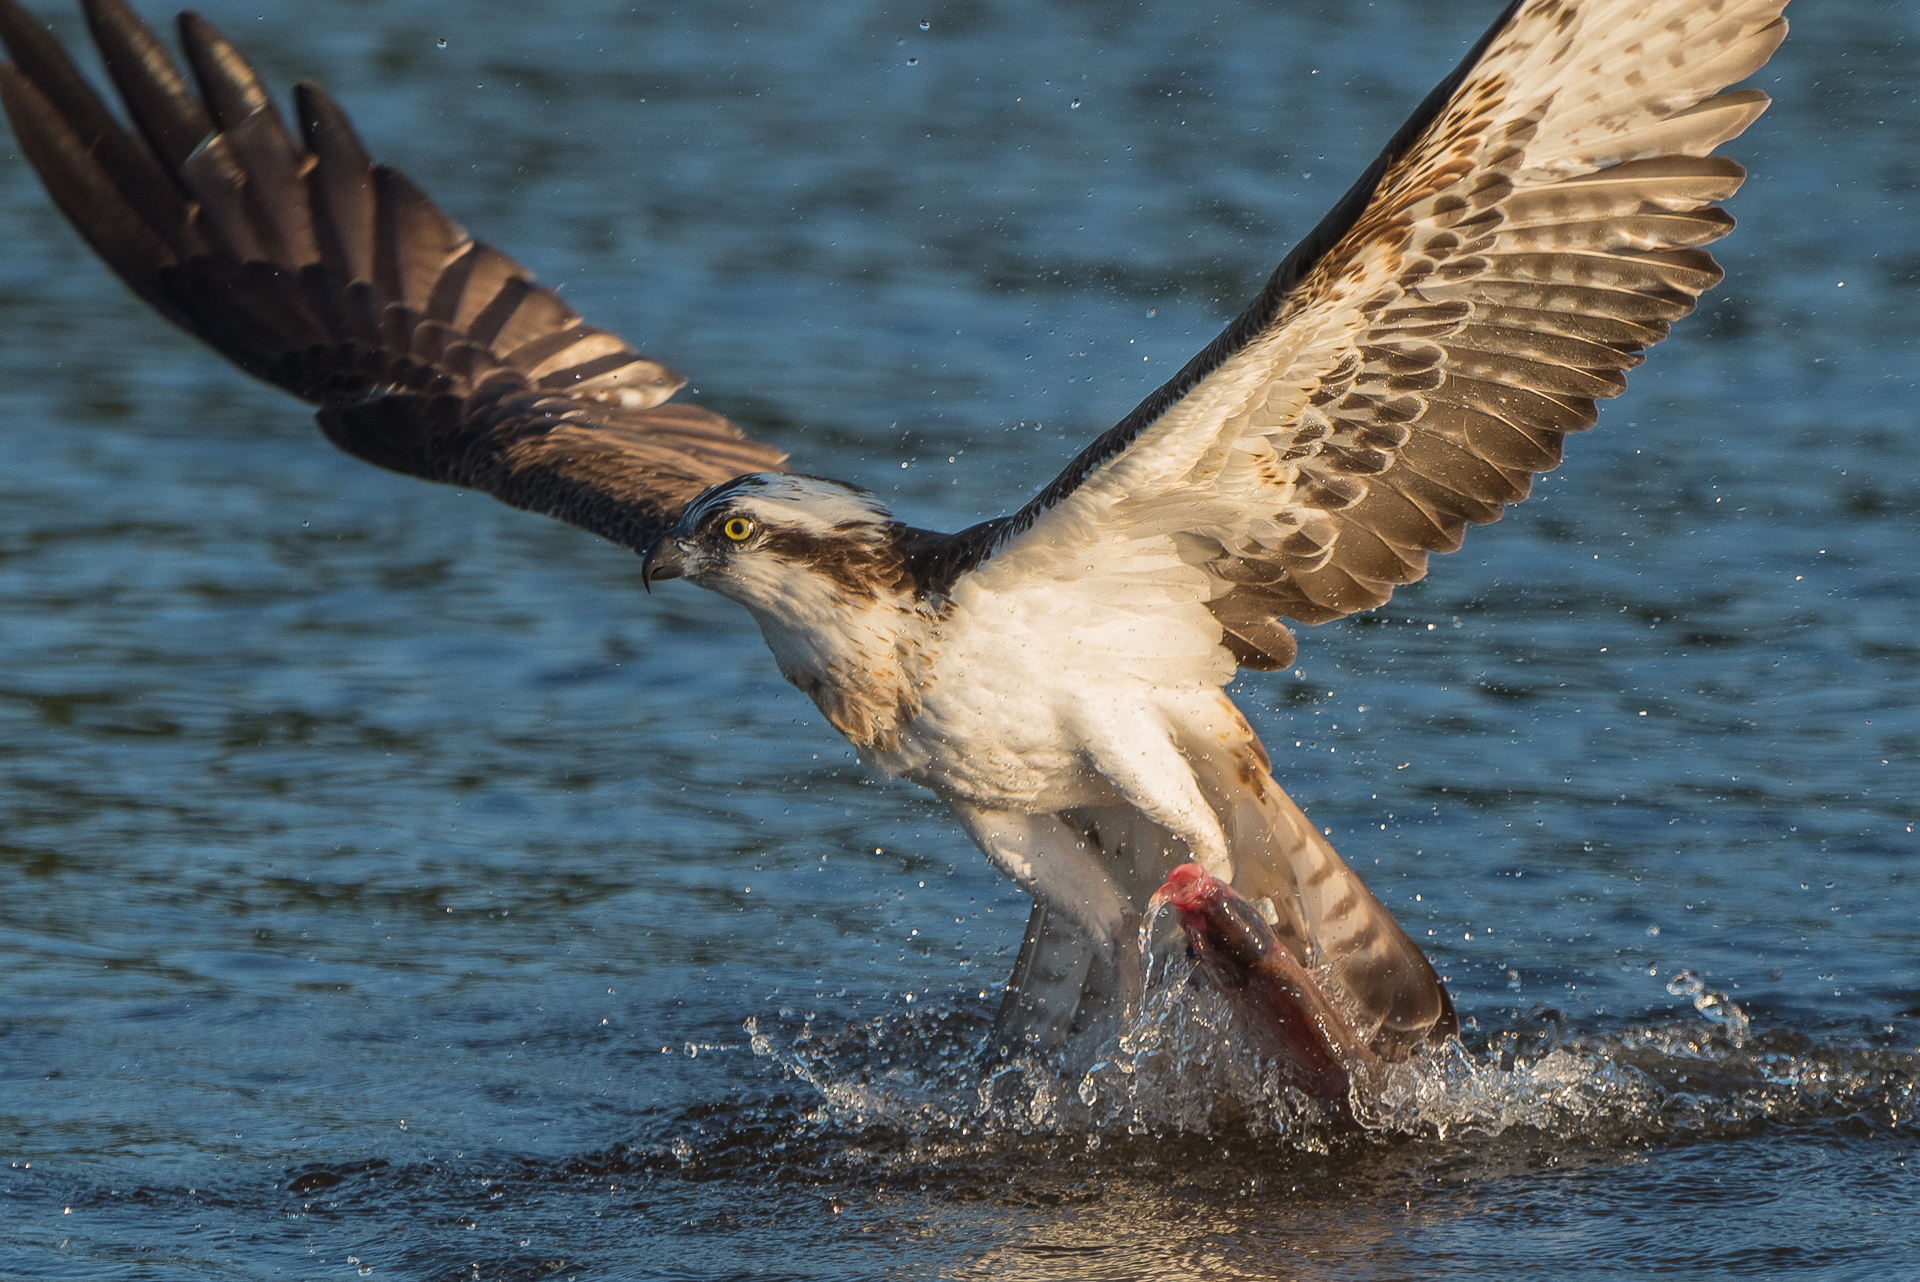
left=177, top=6, right=276, bottom=129
left=0, top=53, right=186, bottom=321
left=0, top=0, right=50, bottom=60
left=293, top=77, right=370, bottom=164
left=83, top=0, right=214, bottom=169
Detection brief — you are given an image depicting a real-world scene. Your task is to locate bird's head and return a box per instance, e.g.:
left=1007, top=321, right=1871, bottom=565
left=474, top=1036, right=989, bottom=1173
left=641, top=473, right=910, bottom=617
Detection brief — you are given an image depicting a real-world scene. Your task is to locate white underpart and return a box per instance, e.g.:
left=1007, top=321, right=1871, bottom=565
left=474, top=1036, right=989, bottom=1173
left=865, top=370, right=1306, bottom=889
left=874, top=484, right=1245, bottom=915
left=1065, top=693, right=1229, bottom=878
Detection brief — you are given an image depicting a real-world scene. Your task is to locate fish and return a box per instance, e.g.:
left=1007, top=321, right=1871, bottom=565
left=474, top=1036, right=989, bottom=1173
left=1149, top=863, right=1395, bottom=1108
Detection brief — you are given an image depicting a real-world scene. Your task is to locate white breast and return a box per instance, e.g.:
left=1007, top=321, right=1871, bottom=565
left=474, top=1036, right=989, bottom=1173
left=878, top=525, right=1236, bottom=813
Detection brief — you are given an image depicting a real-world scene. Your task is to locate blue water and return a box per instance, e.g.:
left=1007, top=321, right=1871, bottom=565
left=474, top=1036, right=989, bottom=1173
left=0, top=0, right=1915, bottom=1276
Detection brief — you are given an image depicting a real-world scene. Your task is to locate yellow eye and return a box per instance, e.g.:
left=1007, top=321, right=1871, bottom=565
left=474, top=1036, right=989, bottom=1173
left=722, top=516, right=755, bottom=543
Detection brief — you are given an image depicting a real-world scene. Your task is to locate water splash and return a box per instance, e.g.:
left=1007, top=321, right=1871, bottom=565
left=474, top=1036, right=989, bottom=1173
left=1664, top=968, right=1752, bottom=1043
left=743, top=958, right=1916, bottom=1159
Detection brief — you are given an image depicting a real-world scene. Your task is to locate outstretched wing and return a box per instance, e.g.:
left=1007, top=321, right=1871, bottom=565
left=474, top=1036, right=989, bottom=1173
left=0, top=0, right=785, bottom=553
left=938, top=0, right=1785, bottom=671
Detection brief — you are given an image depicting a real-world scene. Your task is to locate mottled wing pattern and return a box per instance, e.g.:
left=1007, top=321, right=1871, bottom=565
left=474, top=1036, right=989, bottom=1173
left=965, top=0, right=1785, bottom=670
left=0, top=0, right=784, bottom=552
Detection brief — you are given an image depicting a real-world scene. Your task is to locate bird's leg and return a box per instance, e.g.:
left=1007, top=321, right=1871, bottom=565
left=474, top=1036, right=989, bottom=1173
left=942, top=798, right=1145, bottom=1056
left=993, top=896, right=1147, bottom=1058
left=942, top=799, right=1135, bottom=950
left=1069, top=698, right=1235, bottom=883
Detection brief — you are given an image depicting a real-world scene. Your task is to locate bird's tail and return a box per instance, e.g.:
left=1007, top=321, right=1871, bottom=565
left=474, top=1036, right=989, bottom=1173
left=1176, top=710, right=1457, bottom=1062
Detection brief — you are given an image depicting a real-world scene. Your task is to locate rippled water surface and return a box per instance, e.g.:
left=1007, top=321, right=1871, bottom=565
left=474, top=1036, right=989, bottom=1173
left=1, top=0, right=1916, bottom=1276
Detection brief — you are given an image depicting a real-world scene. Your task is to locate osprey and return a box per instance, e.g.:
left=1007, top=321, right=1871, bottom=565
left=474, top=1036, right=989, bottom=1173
left=0, top=0, right=1786, bottom=1061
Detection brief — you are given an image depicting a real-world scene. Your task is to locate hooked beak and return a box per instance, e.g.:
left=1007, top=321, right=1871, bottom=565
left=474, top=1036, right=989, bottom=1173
left=640, top=536, right=689, bottom=593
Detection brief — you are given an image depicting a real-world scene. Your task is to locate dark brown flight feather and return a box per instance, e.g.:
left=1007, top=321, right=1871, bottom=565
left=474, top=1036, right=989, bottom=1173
left=0, top=0, right=785, bottom=554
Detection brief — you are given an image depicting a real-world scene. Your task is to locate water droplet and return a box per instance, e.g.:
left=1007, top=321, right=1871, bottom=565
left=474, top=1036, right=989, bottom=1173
left=1070, top=98, right=1081, bottom=109
left=435, top=37, right=447, bottom=49
left=919, top=18, right=930, bottom=29
left=906, top=57, right=918, bottom=65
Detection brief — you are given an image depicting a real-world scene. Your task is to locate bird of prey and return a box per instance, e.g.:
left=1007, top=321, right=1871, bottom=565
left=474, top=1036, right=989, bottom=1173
left=0, top=0, right=1786, bottom=1063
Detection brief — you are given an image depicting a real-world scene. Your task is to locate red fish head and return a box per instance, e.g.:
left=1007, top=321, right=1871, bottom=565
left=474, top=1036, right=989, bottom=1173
left=1150, top=860, right=1224, bottom=918
left=1148, top=862, right=1275, bottom=978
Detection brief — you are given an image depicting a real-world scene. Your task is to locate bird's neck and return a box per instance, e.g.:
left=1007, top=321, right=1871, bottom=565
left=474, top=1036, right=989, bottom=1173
left=741, top=580, right=932, bottom=753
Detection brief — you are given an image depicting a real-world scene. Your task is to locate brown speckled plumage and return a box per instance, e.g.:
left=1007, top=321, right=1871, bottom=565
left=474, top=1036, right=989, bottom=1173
left=940, top=0, right=1784, bottom=672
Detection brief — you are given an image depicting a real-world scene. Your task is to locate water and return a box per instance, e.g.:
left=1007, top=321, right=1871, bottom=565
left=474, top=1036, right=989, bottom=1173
left=1, top=0, right=1915, bottom=1276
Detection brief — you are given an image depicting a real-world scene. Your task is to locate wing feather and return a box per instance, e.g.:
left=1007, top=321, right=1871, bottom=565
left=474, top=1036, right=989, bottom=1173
left=946, top=0, right=1785, bottom=670
left=0, top=0, right=785, bottom=552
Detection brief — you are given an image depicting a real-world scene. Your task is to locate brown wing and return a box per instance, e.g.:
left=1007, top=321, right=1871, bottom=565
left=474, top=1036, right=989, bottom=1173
left=956, top=0, right=1786, bottom=671
left=0, top=0, right=785, bottom=552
